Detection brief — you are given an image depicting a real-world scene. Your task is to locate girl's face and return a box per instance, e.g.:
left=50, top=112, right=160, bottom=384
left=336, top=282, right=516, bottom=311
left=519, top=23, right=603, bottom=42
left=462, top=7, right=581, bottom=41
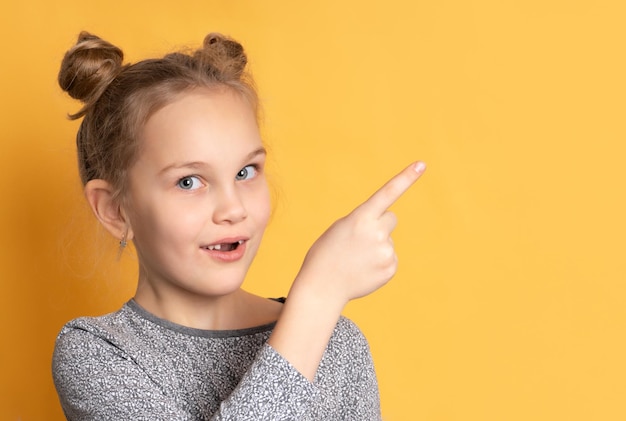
left=124, top=88, right=270, bottom=300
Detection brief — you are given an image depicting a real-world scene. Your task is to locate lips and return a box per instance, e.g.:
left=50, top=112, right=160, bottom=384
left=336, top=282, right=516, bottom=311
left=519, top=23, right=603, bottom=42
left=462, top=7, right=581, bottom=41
left=201, top=238, right=248, bottom=262
left=204, top=240, right=244, bottom=251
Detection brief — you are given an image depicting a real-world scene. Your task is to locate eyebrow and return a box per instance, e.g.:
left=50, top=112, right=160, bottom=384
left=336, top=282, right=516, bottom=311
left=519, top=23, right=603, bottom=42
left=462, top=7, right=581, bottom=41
left=159, top=147, right=267, bottom=175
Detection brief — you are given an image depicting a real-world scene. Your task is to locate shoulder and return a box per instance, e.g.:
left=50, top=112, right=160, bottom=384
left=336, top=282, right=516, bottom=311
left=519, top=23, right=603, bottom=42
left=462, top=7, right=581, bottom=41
left=54, top=305, right=134, bottom=351
left=53, top=307, right=125, bottom=364
left=52, top=303, right=152, bottom=379
left=52, top=307, right=135, bottom=406
left=52, top=306, right=194, bottom=419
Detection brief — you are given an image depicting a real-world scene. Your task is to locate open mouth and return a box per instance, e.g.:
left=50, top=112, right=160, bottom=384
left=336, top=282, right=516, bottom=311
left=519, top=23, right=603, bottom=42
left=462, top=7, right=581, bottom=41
left=203, top=240, right=244, bottom=252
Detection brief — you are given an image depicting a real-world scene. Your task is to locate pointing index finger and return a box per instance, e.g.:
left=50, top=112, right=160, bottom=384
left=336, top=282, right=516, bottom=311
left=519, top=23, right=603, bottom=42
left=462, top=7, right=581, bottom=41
left=358, top=161, right=426, bottom=217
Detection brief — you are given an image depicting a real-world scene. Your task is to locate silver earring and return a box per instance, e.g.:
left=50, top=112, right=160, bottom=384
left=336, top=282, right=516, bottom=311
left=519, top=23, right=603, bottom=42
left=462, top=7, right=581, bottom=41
left=117, top=231, right=128, bottom=260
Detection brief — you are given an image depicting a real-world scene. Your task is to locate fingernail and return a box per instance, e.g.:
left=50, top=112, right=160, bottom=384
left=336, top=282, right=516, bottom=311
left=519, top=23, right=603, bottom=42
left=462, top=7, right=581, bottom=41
left=413, top=161, right=426, bottom=174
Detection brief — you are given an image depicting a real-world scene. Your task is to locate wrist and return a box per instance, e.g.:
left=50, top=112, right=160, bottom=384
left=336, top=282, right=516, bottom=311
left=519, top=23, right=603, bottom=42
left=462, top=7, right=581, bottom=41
left=290, top=266, right=349, bottom=313
left=267, top=270, right=348, bottom=381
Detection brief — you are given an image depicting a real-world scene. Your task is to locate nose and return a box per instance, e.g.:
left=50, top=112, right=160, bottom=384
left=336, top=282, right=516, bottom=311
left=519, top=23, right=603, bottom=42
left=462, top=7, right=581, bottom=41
left=212, top=187, right=248, bottom=224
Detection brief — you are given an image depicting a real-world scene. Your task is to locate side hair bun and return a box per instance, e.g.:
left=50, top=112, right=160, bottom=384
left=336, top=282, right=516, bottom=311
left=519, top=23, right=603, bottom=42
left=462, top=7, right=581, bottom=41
left=58, top=31, right=123, bottom=119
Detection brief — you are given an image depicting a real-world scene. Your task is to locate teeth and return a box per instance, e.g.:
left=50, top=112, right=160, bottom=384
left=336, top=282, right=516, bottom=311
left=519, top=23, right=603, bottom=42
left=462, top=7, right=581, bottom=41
left=206, top=240, right=244, bottom=251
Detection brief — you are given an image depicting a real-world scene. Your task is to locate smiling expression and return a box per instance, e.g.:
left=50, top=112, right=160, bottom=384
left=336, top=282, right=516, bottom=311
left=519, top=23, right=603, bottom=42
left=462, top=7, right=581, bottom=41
left=124, top=87, right=271, bottom=302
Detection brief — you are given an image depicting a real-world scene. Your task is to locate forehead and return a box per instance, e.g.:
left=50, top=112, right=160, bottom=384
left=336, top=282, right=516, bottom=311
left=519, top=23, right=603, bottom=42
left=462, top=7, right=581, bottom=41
left=136, top=88, right=262, bottom=168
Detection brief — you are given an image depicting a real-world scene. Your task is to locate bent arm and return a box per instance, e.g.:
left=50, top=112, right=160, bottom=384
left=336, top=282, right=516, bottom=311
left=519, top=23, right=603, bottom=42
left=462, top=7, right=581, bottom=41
left=53, top=328, right=317, bottom=421
left=268, top=162, right=425, bottom=381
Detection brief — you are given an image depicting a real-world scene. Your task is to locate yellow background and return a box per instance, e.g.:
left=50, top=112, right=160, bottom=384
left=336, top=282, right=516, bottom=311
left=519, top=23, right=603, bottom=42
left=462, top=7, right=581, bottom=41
left=1, top=1, right=625, bottom=420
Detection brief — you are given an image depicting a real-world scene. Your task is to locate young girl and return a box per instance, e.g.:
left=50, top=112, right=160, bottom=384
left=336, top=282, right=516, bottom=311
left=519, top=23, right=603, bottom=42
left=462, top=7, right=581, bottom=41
left=53, top=31, right=425, bottom=420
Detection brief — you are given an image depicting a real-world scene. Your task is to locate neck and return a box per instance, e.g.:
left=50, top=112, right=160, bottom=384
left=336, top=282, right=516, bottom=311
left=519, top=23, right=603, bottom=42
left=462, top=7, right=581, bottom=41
left=133, top=277, right=253, bottom=330
left=133, top=271, right=283, bottom=331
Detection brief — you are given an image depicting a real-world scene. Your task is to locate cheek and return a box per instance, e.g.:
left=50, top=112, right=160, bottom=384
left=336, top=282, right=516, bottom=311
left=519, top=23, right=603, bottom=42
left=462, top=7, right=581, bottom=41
left=128, top=193, right=203, bottom=244
left=251, top=183, right=272, bottom=226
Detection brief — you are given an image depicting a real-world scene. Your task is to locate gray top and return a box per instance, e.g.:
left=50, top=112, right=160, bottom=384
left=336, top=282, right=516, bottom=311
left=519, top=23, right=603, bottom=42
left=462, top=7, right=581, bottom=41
left=52, top=300, right=381, bottom=420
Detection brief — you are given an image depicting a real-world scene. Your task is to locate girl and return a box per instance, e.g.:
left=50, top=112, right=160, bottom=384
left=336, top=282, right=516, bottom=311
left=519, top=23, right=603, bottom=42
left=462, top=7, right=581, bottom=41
left=53, top=31, right=425, bottom=420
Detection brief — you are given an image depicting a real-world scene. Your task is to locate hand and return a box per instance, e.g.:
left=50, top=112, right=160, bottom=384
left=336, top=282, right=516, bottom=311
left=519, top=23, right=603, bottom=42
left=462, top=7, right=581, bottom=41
left=295, top=161, right=427, bottom=305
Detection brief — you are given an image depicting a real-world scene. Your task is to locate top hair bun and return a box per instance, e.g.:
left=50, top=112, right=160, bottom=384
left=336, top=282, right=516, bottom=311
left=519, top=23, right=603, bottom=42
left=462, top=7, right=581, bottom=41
left=196, top=33, right=248, bottom=80
left=58, top=32, right=123, bottom=118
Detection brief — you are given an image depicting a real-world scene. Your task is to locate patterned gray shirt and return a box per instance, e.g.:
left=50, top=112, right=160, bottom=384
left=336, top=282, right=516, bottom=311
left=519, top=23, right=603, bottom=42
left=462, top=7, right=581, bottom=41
left=52, top=300, right=381, bottom=420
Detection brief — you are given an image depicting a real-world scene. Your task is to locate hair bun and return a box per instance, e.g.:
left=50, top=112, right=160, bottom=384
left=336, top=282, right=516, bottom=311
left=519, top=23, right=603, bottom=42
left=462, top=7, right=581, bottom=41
left=58, top=31, right=123, bottom=119
left=197, top=32, right=247, bottom=79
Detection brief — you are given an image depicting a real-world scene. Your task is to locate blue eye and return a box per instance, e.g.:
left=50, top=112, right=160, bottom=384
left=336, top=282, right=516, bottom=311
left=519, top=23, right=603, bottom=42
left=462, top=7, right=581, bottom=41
left=177, top=176, right=202, bottom=190
left=235, top=165, right=257, bottom=181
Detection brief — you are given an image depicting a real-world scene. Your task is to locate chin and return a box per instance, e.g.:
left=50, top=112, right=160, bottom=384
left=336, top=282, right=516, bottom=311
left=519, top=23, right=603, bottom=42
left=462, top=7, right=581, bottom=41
left=187, top=273, right=247, bottom=298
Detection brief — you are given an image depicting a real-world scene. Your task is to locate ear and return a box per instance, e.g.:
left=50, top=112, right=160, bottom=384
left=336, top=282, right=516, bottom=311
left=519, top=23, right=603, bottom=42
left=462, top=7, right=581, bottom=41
left=84, top=179, right=134, bottom=242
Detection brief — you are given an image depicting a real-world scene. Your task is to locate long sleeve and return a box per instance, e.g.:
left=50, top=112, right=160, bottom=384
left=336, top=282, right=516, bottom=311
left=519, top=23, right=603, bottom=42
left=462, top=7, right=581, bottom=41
left=213, top=345, right=318, bottom=420
left=315, top=317, right=381, bottom=420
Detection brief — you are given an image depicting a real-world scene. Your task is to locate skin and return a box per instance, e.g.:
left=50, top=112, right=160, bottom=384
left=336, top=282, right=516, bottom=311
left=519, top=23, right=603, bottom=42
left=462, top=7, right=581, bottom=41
left=84, top=84, right=427, bottom=382
left=269, top=161, right=426, bottom=380
left=86, top=87, right=282, bottom=330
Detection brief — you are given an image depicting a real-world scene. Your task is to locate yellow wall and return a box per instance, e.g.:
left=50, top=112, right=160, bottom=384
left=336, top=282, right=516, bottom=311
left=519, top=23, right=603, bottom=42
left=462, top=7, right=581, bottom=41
left=1, top=1, right=625, bottom=419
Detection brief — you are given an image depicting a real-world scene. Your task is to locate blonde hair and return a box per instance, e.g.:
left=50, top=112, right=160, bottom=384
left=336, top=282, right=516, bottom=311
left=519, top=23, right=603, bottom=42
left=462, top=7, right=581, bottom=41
left=58, top=31, right=257, bottom=202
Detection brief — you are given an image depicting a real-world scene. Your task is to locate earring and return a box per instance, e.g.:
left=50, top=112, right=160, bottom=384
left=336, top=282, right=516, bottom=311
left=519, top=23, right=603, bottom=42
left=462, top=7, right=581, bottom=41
left=117, top=230, right=128, bottom=260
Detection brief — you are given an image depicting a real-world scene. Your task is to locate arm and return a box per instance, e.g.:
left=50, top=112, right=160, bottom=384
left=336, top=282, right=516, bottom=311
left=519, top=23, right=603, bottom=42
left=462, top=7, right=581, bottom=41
left=268, top=162, right=426, bottom=381
left=53, top=327, right=318, bottom=421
